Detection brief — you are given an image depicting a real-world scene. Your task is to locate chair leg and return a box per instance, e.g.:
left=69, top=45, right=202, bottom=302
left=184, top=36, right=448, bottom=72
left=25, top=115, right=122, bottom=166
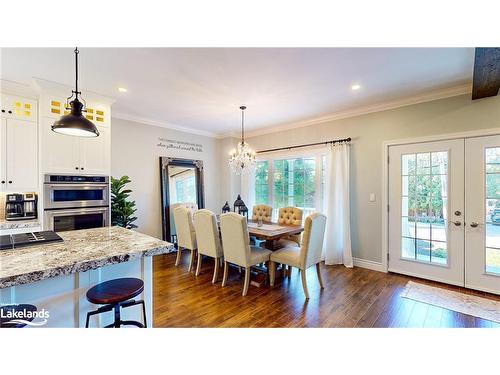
left=301, top=268, right=310, bottom=299
left=195, top=252, right=202, bottom=276
left=242, top=267, right=250, bottom=296
left=287, top=265, right=292, bottom=278
left=269, top=261, right=276, bottom=287
left=316, top=263, right=324, bottom=289
left=212, top=257, right=219, bottom=284
left=188, top=249, right=195, bottom=272
left=222, top=261, right=229, bottom=287
left=175, top=247, right=182, bottom=266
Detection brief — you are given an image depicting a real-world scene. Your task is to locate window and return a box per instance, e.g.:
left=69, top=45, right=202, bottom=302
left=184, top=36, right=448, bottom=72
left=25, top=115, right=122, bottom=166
left=400, top=151, right=449, bottom=265
left=254, top=154, right=325, bottom=220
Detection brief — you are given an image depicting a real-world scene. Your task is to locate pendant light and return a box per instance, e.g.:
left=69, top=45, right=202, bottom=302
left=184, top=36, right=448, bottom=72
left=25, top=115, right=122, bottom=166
left=228, top=105, right=256, bottom=174
left=52, top=47, right=99, bottom=137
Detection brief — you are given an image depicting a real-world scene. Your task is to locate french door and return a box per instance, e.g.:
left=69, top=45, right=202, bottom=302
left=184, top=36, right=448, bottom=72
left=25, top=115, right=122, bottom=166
left=388, top=135, right=500, bottom=295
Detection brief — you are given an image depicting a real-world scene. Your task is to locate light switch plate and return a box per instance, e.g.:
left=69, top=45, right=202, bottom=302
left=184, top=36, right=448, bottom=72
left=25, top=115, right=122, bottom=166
left=369, top=193, right=376, bottom=202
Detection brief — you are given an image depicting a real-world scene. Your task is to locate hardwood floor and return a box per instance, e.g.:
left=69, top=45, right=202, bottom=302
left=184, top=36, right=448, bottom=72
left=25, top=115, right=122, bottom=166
left=153, top=252, right=500, bottom=328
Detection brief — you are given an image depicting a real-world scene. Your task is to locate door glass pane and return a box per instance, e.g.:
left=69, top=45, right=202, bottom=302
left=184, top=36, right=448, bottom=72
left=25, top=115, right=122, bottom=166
left=485, top=147, right=500, bottom=274
left=401, top=151, right=448, bottom=264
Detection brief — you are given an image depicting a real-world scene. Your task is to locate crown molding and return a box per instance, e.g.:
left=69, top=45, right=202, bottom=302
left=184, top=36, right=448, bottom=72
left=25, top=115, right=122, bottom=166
left=112, top=112, right=218, bottom=138
left=223, top=83, right=472, bottom=139
left=32, top=77, right=116, bottom=105
left=0, top=79, right=38, bottom=98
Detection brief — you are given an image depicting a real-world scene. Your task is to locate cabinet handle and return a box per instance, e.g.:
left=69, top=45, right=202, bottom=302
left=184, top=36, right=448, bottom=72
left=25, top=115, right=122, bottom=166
left=1, top=110, right=5, bottom=113
left=81, top=167, right=84, bottom=170
left=8, top=181, right=12, bottom=184
left=1, top=180, right=5, bottom=184
left=8, top=111, right=12, bottom=114
left=75, top=167, right=79, bottom=170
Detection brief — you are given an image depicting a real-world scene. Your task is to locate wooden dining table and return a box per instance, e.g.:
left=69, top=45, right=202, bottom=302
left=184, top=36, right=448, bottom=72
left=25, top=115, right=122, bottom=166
left=246, top=220, right=304, bottom=250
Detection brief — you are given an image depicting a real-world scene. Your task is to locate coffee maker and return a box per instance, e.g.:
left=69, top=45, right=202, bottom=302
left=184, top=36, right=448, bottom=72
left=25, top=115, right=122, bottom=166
left=5, top=193, right=37, bottom=221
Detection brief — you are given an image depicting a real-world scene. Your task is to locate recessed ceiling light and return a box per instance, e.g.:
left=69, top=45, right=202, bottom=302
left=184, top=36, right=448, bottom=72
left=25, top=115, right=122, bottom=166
left=118, top=87, right=127, bottom=93
left=351, top=84, right=361, bottom=91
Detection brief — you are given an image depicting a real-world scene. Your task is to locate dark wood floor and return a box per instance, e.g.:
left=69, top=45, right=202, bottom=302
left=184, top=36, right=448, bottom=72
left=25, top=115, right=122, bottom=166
left=153, top=252, right=500, bottom=328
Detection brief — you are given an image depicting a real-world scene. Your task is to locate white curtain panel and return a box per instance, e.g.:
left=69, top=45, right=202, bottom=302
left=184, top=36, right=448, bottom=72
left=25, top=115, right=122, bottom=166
left=324, top=142, right=353, bottom=267
left=240, top=168, right=256, bottom=212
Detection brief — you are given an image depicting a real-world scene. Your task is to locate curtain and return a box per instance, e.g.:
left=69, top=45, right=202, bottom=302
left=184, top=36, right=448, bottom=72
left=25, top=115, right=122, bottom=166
left=240, top=169, right=256, bottom=213
left=324, top=142, right=353, bottom=268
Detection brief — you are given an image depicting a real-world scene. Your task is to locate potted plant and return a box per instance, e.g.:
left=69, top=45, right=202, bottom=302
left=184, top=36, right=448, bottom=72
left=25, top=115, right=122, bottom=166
left=111, top=175, right=138, bottom=229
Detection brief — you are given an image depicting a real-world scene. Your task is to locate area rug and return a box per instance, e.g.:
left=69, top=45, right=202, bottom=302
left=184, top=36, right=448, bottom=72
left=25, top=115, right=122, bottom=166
left=401, top=281, right=500, bottom=323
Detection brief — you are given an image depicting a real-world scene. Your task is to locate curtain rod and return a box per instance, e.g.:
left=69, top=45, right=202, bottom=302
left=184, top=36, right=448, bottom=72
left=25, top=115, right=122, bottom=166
left=256, top=137, right=351, bottom=154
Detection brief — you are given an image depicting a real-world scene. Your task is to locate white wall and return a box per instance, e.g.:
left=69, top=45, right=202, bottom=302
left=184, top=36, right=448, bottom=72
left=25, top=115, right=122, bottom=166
left=111, top=118, right=220, bottom=239
left=242, top=94, right=500, bottom=263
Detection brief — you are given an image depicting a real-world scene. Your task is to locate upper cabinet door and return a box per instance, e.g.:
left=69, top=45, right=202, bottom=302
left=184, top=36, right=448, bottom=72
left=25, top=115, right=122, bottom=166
left=1, top=94, right=37, bottom=122
left=0, top=119, right=7, bottom=188
left=79, top=126, right=110, bottom=175
left=5, top=119, right=38, bottom=191
left=41, top=116, right=80, bottom=174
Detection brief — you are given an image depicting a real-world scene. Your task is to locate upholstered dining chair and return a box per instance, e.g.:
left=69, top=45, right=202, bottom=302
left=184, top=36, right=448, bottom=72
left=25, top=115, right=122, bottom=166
left=173, top=206, right=197, bottom=272
left=252, top=205, right=273, bottom=222
left=277, top=206, right=303, bottom=247
left=269, top=212, right=327, bottom=299
left=193, top=209, right=224, bottom=283
left=220, top=212, right=272, bottom=296
left=169, top=202, right=198, bottom=242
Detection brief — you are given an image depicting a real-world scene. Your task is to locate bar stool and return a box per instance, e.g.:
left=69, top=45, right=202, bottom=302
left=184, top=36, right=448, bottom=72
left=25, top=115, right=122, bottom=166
left=85, top=278, right=147, bottom=328
left=0, top=304, right=37, bottom=328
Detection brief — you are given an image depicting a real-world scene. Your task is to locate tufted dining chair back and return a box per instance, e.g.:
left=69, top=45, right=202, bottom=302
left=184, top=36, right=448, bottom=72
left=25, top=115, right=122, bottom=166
left=220, top=212, right=251, bottom=267
left=173, top=206, right=197, bottom=250
left=193, top=209, right=222, bottom=259
left=278, top=207, right=303, bottom=225
left=300, top=213, right=327, bottom=269
left=252, top=205, right=273, bottom=222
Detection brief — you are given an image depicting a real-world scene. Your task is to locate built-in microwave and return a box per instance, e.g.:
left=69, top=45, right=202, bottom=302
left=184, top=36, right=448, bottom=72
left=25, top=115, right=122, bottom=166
left=43, top=175, right=109, bottom=209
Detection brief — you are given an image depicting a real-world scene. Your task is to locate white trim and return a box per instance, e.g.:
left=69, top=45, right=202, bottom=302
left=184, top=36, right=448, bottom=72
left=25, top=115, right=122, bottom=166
left=388, top=268, right=464, bottom=288
left=381, top=127, right=500, bottom=275
left=353, top=258, right=386, bottom=273
left=112, top=112, right=218, bottom=138
left=224, top=83, right=472, bottom=138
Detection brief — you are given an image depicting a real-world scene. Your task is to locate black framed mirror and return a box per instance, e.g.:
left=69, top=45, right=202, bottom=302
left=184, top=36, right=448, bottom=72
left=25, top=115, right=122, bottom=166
left=159, top=157, right=205, bottom=242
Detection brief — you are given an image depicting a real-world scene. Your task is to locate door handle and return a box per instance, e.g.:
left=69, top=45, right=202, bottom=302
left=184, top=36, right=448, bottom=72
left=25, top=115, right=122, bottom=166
left=469, top=222, right=482, bottom=228
left=451, top=221, right=461, bottom=226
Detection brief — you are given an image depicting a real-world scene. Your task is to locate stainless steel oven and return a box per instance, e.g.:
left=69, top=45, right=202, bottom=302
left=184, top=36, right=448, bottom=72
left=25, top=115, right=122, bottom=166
left=44, top=206, right=109, bottom=232
left=43, top=174, right=110, bottom=232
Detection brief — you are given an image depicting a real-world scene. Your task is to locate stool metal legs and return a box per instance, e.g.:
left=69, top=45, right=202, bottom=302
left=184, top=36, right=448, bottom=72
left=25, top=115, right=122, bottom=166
left=85, top=299, right=147, bottom=328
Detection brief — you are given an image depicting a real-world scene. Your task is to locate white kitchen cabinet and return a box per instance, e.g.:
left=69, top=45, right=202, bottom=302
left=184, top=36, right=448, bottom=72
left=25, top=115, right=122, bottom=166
left=0, top=117, right=38, bottom=192
left=0, top=93, right=37, bottom=122
left=41, top=117, right=110, bottom=175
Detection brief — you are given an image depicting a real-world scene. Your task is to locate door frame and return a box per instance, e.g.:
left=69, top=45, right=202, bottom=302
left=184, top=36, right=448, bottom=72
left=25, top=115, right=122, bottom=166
left=381, top=128, right=500, bottom=273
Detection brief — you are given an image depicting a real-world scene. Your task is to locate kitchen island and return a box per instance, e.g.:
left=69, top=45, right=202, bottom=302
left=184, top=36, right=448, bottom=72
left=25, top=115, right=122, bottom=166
left=0, top=226, right=174, bottom=327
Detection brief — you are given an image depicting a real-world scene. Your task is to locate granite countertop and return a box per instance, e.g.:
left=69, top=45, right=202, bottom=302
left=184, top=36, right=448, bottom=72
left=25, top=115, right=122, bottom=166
left=0, top=219, right=40, bottom=230
left=0, top=226, right=174, bottom=289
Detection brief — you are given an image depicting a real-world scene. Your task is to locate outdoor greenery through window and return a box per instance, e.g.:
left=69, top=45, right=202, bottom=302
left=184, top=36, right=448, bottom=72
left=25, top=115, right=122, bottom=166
left=255, top=155, right=325, bottom=220
left=401, top=151, right=448, bottom=265
left=485, top=147, right=500, bottom=275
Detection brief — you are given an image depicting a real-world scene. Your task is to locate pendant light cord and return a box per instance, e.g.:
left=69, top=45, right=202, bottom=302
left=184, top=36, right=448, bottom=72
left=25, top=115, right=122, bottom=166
left=241, top=107, right=244, bottom=143
left=74, top=47, right=79, bottom=98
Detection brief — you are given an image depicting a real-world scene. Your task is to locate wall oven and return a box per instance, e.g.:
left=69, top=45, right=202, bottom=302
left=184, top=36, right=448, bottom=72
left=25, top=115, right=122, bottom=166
left=43, top=175, right=110, bottom=232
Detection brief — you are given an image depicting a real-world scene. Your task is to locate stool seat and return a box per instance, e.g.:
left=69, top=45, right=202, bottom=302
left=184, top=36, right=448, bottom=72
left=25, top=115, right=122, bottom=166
left=0, top=304, right=37, bottom=328
left=86, top=278, right=144, bottom=305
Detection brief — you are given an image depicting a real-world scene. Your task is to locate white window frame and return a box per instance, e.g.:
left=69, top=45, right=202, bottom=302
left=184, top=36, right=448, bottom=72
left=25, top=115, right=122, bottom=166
left=256, top=147, right=327, bottom=218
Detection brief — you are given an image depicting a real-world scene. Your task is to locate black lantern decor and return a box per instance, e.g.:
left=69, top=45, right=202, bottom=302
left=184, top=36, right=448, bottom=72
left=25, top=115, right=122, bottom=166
left=52, top=48, right=99, bottom=138
left=222, top=201, right=231, bottom=213
left=233, top=194, right=248, bottom=218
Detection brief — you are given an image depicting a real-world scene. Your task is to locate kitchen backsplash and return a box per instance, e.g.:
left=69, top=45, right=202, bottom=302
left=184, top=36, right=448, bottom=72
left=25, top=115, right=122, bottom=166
left=0, top=193, right=5, bottom=220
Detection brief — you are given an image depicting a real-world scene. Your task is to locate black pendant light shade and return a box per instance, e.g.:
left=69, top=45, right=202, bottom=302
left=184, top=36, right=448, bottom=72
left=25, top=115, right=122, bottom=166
left=52, top=48, right=99, bottom=137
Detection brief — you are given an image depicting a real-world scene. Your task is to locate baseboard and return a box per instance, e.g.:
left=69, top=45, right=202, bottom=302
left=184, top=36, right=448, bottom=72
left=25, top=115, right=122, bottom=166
left=353, top=257, right=386, bottom=273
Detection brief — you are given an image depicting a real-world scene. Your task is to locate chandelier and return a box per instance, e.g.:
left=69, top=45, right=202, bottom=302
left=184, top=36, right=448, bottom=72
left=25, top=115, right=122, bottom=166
left=229, top=105, right=256, bottom=174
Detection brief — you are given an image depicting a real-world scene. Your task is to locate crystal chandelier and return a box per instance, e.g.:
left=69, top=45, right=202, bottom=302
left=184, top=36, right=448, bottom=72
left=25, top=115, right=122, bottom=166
left=229, top=105, right=256, bottom=174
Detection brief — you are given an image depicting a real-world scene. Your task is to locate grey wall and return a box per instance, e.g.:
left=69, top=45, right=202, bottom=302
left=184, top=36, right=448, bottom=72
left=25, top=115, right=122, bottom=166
left=244, top=94, right=500, bottom=263
left=111, top=118, right=220, bottom=239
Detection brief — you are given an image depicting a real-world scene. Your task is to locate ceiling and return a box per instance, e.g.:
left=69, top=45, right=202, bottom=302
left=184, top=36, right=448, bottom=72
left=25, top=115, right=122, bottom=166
left=0, top=48, right=474, bottom=137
